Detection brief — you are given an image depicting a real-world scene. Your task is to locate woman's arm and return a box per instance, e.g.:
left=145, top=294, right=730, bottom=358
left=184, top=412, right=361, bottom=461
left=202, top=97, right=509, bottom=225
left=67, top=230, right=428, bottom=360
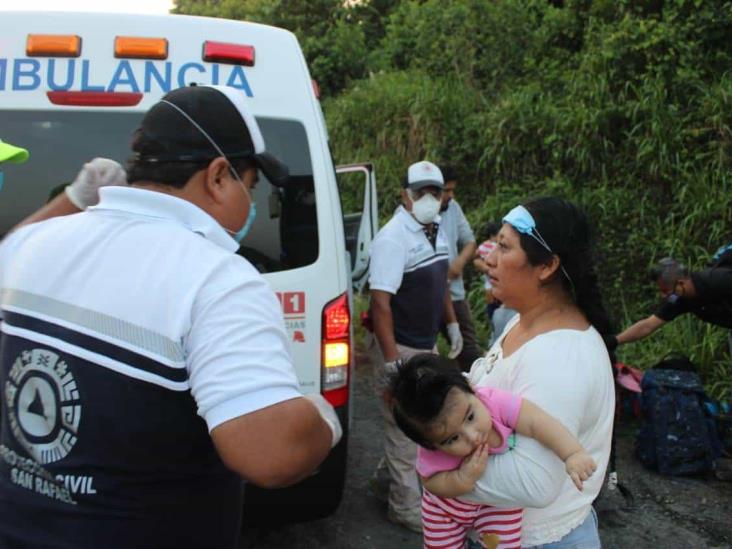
left=514, top=399, right=596, bottom=490
left=463, top=343, right=596, bottom=508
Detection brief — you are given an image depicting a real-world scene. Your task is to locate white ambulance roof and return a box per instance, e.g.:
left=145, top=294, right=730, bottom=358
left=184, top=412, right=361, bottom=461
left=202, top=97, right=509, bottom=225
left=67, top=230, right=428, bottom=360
left=0, top=11, right=315, bottom=118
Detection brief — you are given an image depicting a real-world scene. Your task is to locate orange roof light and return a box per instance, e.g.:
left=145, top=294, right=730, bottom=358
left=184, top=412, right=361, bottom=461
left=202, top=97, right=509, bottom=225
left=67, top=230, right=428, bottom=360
left=115, top=36, right=168, bottom=59
left=27, top=34, right=81, bottom=57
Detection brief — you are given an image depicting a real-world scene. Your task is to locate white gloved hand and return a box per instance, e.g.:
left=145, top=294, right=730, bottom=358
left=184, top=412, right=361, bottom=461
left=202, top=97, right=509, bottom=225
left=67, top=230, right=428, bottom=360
left=447, top=322, right=463, bottom=359
left=383, top=358, right=404, bottom=375
left=304, top=394, right=343, bottom=449
left=65, top=157, right=127, bottom=209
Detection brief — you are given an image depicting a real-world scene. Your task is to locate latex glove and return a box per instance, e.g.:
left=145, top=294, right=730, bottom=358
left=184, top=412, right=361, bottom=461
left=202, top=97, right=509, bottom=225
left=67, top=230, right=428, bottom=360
left=65, top=158, right=127, bottom=209
left=304, top=394, right=343, bottom=449
left=383, top=358, right=404, bottom=375
left=447, top=322, right=463, bottom=359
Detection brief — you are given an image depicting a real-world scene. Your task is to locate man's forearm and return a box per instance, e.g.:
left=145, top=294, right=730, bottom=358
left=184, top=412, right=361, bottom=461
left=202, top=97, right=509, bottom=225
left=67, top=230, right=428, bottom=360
left=371, top=296, right=398, bottom=361
left=10, top=193, right=81, bottom=233
left=444, top=288, right=457, bottom=324
left=449, top=241, right=477, bottom=279
left=617, top=316, right=664, bottom=344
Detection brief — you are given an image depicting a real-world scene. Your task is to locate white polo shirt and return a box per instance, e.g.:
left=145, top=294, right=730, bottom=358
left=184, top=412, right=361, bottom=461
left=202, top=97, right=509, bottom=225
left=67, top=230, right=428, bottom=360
left=0, top=186, right=301, bottom=548
left=440, top=199, right=476, bottom=301
left=369, top=206, right=449, bottom=349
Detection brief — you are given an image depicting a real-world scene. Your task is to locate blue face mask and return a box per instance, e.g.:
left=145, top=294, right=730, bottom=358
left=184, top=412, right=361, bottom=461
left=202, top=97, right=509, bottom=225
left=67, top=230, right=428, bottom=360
left=502, top=204, right=573, bottom=286
left=232, top=201, right=256, bottom=243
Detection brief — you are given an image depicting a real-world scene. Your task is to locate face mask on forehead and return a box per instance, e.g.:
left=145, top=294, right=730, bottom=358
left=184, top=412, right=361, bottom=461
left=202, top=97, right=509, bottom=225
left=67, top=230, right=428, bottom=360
left=159, top=99, right=256, bottom=243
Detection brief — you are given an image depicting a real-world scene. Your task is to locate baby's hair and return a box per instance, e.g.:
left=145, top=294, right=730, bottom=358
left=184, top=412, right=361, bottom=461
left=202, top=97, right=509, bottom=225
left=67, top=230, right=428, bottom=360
left=481, top=221, right=501, bottom=240
left=388, top=353, right=473, bottom=449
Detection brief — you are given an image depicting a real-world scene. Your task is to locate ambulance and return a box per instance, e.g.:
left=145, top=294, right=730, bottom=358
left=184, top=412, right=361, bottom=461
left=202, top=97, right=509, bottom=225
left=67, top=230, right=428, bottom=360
left=0, top=11, right=378, bottom=521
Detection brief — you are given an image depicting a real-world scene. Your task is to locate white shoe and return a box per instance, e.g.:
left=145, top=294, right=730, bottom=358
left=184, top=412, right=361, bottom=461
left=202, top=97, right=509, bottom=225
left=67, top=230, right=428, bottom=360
left=387, top=507, right=422, bottom=533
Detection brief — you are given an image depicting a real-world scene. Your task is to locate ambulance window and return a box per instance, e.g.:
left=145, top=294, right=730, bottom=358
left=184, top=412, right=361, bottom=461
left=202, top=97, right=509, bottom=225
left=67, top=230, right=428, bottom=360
left=236, top=118, right=318, bottom=273
left=0, top=111, right=144, bottom=236
left=0, top=112, right=318, bottom=272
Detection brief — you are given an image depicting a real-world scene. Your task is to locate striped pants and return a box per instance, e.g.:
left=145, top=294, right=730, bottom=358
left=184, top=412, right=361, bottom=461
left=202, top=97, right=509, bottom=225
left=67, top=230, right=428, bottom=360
left=422, top=490, right=522, bottom=549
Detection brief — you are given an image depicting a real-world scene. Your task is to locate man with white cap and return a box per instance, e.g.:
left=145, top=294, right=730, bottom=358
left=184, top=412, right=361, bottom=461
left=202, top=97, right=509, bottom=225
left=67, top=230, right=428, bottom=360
left=367, top=160, right=462, bottom=532
left=0, top=85, right=341, bottom=548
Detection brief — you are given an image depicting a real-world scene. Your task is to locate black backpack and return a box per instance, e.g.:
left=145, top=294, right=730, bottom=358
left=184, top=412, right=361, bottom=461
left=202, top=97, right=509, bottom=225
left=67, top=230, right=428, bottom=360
left=636, top=356, right=721, bottom=475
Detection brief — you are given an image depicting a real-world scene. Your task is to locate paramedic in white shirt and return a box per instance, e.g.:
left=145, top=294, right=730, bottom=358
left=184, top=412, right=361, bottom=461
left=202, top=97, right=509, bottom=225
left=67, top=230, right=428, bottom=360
left=467, top=197, right=614, bottom=548
left=368, top=160, right=462, bottom=533
left=437, top=165, right=482, bottom=371
left=0, top=85, right=341, bottom=549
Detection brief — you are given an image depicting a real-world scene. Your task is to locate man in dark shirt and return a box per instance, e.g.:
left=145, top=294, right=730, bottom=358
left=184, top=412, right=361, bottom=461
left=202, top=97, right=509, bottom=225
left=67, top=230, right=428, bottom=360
left=611, top=253, right=732, bottom=349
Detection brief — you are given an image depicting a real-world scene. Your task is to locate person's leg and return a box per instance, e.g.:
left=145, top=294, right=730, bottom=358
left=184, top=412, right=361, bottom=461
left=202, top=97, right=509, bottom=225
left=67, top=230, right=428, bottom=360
left=422, top=491, right=470, bottom=549
left=452, top=299, right=483, bottom=371
left=526, top=507, right=601, bottom=549
left=474, top=506, right=522, bottom=549
left=370, top=340, right=428, bottom=531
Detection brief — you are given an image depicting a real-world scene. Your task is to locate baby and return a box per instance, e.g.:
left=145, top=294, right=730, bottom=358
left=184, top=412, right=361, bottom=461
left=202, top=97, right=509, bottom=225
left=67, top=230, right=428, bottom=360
left=388, top=353, right=597, bottom=549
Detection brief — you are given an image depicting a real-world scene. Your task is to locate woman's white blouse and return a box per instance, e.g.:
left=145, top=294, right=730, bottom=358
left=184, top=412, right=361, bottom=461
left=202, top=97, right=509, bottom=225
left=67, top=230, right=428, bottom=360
left=465, top=315, right=615, bottom=546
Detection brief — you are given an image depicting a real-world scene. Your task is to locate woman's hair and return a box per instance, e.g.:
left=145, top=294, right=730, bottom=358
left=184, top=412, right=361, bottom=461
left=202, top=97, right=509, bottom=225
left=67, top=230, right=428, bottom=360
left=388, top=353, right=473, bottom=449
left=521, top=197, right=615, bottom=349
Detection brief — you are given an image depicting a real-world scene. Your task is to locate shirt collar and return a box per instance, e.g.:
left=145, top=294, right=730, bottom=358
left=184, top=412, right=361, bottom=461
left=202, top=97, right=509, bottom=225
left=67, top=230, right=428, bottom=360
left=397, top=205, right=441, bottom=232
left=90, top=186, right=239, bottom=252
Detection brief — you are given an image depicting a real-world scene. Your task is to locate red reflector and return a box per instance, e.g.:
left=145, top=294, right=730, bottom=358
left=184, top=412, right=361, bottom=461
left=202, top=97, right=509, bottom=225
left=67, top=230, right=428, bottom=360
left=323, top=387, right=348, bottom=408
left=46, top=91, right=143, bottom=107
left=311, top=79, right=320, bottom=100
left=202, top=41, right=255, bottom=66
left=323, top=294, right=349, bottom=340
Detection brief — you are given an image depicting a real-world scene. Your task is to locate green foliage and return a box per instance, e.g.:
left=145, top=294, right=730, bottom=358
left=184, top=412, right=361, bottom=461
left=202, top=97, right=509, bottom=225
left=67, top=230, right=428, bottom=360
left=172, top=0, right=732, bottom=398
left=173, top=0, right=400, bottom=96
left=325, top=0, right=732, bottom=399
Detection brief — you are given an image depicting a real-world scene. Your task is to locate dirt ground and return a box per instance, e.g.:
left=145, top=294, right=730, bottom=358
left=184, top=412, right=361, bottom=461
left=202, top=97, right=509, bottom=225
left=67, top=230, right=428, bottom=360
left=241, top=350, right=732, bottom=549
left=595, top=419, right=732, bottom=548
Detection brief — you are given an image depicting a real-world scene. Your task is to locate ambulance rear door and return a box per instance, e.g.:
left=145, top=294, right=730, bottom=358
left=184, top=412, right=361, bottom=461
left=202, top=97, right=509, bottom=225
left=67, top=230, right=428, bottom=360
left=336, top=163, right=378, bottom=293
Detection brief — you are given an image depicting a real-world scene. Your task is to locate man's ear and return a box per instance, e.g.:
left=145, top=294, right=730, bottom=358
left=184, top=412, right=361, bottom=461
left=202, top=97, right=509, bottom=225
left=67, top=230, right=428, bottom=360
left=202, top=157, right=232, bottom=204
left=401, top=189, right=412, bottom=211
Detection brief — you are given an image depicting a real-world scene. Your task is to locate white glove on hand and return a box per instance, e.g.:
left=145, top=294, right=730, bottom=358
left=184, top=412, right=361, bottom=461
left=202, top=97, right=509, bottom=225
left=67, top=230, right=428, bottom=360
left=304, top=394, right=343, bottom=449
left=65, top=158, right=127, bottom=209
left=447, top=322, right=463, bottom=359
left=383, top=358, right=404, bottom=375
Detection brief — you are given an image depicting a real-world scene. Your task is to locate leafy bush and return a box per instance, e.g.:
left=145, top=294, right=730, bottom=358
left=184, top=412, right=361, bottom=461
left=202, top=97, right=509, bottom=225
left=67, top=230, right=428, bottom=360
left=326, top=0, right=732, bottom=399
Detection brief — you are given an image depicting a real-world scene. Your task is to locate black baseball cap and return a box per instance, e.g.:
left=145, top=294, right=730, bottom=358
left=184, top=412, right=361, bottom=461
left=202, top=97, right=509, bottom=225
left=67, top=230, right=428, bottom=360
left=133, top=85, right=289, bottom=186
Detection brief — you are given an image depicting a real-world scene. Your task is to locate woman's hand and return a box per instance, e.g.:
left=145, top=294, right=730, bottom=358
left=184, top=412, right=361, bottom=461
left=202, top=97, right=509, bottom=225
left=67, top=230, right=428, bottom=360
left=565, top=450, right=597, bottom=491
left=457, top=443, right=490, bottom=489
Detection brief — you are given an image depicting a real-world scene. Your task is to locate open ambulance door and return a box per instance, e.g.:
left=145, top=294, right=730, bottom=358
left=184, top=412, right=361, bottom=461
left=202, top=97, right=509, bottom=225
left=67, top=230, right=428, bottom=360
left=336, top=163, right=378, bottom=293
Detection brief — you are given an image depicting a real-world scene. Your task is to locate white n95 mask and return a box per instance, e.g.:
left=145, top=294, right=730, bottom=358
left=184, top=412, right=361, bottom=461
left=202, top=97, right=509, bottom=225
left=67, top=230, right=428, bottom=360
left=410, top=192, right=441, bottom=224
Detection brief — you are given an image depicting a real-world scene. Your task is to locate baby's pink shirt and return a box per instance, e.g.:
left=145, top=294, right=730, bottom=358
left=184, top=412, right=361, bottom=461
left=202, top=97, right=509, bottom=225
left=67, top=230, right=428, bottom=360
left=416, top=386, right=522, bottom=478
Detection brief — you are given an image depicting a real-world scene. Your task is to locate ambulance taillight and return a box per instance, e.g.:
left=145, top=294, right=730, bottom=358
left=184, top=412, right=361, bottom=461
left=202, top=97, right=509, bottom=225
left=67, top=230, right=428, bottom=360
left=321, top=293, right=350, bottom=407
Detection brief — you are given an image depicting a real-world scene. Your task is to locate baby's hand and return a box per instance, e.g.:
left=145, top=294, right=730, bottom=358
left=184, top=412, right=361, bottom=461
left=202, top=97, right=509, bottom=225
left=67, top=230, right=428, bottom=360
left=565, top=450, right=597, bottom=491
left=457, top=444, right=489, bottom=488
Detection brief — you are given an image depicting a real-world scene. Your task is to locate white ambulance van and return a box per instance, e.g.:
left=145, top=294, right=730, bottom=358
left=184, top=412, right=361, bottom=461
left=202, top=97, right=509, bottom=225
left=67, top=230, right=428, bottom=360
left=0, top=11, right=377, bottom=522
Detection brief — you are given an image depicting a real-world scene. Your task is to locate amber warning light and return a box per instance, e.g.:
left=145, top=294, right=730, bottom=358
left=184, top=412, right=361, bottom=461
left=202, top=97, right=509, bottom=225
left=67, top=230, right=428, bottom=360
left=26, top=34, right=81, bottom=57
left=115, top=37, right=168, bottom=59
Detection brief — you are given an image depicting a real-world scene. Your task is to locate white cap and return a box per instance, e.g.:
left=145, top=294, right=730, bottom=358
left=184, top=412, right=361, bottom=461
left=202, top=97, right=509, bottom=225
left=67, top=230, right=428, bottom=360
left=405, top=161, right=444, bottom=190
